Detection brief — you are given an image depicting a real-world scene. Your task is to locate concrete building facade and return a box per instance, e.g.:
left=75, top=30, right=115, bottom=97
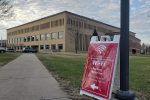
left=7, top=11, right=141, bottom=53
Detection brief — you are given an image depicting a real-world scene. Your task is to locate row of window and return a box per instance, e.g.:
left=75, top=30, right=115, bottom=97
left=67, top=17, right=109, bottom=32
left=15, top=44, right=63, bottom=50
left=8, top=32, right=64, bottom=44
left=40, top=44, right=63, bottom=50
left=8, top=18, right=64, bottom=36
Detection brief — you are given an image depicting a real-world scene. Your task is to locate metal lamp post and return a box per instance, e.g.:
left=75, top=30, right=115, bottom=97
left=116, top=0, right=135, bottom=99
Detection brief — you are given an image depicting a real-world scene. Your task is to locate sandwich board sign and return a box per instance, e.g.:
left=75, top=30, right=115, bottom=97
left=80, top=35, right=120, bottom=100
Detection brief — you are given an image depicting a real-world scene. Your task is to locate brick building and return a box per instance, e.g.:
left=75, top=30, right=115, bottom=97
left=105, top=32, right=141, bottom=54
left=7, top=11, right=141, bottom=53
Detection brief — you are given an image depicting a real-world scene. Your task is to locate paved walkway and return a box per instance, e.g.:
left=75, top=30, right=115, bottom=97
left=0, top=54, right=70, bottom=100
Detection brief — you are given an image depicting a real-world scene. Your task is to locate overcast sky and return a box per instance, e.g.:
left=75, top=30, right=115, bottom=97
left=0, top=0, right=149, bottom=44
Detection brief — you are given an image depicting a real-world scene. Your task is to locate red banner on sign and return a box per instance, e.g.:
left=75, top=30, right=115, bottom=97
left=80, top=43, right=118, bottom=100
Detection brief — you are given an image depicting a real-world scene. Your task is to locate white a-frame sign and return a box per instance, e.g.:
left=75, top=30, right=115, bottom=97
left=80, top=35, right=120, bottom=100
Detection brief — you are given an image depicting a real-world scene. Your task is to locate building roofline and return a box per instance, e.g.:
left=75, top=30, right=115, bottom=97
left=7, top=11, right=67, bottom=30
left=7, top=11, right=136, bottom=35
left=130, top=34, right=141, bottom=41
left=64, top=11, right=136, bottom=35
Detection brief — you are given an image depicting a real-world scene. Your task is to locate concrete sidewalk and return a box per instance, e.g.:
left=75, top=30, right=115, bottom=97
left=0, top=54, right=70, bottom=100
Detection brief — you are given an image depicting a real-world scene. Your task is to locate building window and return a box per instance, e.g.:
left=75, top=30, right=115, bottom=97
left=58, top=44, right=63, bottom=50
left=15, top=31, right=18, bottom=35
left=27, top=36, right=30, bottom=42
left=35, top=25, right=39, bottom=31
left=51, top=21, right=54, bottom=27
left=62, top=18, right=64, bottom=25
left=58, top=32, right=63, bottom=39
left=70, top=19, right=73, bottom=26
left=14, top=38, right=16, bottom=43
left=20, top=46, right=23, bottom=50
left=12, top=39, right=14, bottom=43
left=51, top=32, right=57, bottom=39
left=76, top=20, right=78, bottom=27
left=17, top=38, right=19, bottom=43
left=51, top=44, right=56, bottom=50
left=51, top=18, right=64, bottom=28
left=46, top=33, right=50, bottom=40
left=36, top=35, right=40, bottom=41
left=45, top=45, right=49, bottom=50
left=59, top=19, right=62, bottom=26
left=73, top=20, right=75, bottom=26
left=31, top=36, right=35, bottom=41
left=41, top=34, right=45, bottom=40
left=21, top=29, right=24, bottom=33
left=29, top=27, right=32, bottom=32
left=84, top=23, right=87, bottom=29
left=24, top=29, right=26, bottom=33
left=7, top=40, right=9, bottom=44
left=11, top=39, right=13, bottom=43
left=67, top=17, right=70, bottom=25
left=31, top=26, right=35, bottom=32
left=19, top=38, right=21, bottom=43
left=55, top=20, right=58, bottom=26
left=27, top=28, right=29, bottom=32
left=17, top=38, right=20, bottom=43
left=40, top=45, right=44, bottom=50
left=15, top=38, right=17, bottom=43
left=79, top=21, right=81, bottom=27
left=81, top=22, right=83, bottom=28
left=21, top=37, right=24, bottom=42
left=25, top=28, right=28, bottom=33
left=18, top=30, right=21, bottom=34
left=40, top=22, right=50, bottom=30
left=24, top=38, right=26, bottom=42
left=16, top=38, right=18, bottom=43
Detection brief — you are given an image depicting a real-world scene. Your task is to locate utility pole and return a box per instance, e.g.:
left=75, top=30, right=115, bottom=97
left=116, top=0, right=135, bottom=99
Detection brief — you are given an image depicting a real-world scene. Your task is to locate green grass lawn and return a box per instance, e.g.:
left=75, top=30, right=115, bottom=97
left=37, top=54, right=86, bottom=89
left=129, top=56, right=150, bottom=99
left=0, top=53, right=21, bottom=67
left=37, top=53, right=150, bottom=99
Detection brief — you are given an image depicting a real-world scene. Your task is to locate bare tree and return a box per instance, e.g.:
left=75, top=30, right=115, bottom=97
left=0, top=0, right=13, bottom=20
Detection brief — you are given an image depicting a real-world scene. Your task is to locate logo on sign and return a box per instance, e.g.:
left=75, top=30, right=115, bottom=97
left=97, top=45, right=106, bottom=54
left=92, top=59, right=106, bottom=67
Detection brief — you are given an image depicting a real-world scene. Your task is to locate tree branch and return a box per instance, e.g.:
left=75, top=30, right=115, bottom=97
left=0, top=0, right=13, bottom=20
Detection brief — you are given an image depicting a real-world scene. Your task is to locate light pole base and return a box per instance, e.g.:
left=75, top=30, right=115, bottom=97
left=115, top=90, right=135, bottom=100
